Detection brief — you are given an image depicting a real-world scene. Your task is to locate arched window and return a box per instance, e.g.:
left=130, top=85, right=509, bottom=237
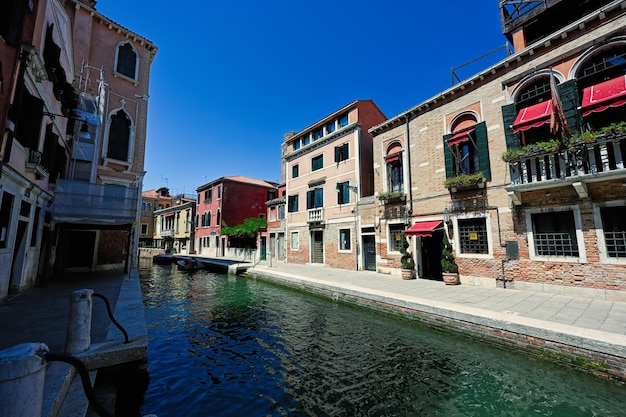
left=207, top=211, right=212, bottom=227
left=444, top=114, right=491, bottom=181
left=512, top=75, right=555, bottom=145
left=576, top=44, right=626, bottom=129
left=216, top=209, right=221, bottom=227
left=116, top=43, right=137, bottom=80
left=449, top=114, right=479, bottom=176
left=107, top=110, right=131, bottom=161
left=385, top=142, right=404, bottom=193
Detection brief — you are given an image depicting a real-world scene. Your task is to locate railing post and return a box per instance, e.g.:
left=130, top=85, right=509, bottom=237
left=0, top=343, right=49, bottom=417
left=65, top=289, right=94, bottom=354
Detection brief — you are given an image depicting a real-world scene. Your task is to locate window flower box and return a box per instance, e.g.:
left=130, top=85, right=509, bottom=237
left=377, top=191, right=406, bottom=204
left=443, top=172, right=486, bottom=192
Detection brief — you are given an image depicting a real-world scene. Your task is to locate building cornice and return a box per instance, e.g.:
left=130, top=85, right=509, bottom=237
left=368, top=0, right=626, bottom=136
left=64, top=0, right=158, bottom=59
left=285, top=122, right=359, bottom=162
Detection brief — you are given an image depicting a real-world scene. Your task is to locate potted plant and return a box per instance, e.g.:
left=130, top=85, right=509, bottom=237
left=441, top=232, right=459, bottom=285
left=377, top=191, right=406, bottom=203
left=399, top=236, right=415, bottom=280
left=443, top=172, right=486, bottom=191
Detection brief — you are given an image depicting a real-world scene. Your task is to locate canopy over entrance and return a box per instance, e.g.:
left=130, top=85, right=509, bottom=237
left=404, top=221, right=443, bottom=237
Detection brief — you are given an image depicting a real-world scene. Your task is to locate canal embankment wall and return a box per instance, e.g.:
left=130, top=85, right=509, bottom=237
left=245, top=266, right=626, bottom=383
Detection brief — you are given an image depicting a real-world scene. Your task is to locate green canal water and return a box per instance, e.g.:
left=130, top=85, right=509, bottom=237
left=139, top=264, right=625, bottom=417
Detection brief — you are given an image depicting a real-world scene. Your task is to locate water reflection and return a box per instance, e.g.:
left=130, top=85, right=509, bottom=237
left=139, top=264, right=624, bottom=417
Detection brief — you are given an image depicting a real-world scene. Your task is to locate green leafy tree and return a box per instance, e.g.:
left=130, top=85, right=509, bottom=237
left=220, top=218, right=267, bottom=249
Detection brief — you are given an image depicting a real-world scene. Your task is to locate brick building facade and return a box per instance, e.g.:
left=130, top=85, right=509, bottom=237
left=368, top=0, right=626, bottom=296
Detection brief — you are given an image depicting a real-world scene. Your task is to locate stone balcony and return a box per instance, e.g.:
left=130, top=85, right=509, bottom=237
left=506, top=133, right=626, bottom=204
left=307, top=207, right=324, bottom=223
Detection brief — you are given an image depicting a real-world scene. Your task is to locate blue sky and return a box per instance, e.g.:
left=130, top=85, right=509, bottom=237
left=96, top=1, right=506, bottom=195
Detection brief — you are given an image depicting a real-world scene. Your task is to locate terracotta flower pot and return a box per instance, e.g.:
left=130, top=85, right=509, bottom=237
left=442, top=272, right=459, bottom=285
left=401, top=268, right=415, bottom=280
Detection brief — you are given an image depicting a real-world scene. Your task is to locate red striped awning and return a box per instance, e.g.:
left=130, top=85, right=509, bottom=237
left=512, top=101, right=552, bottom=133
left=404, top=221, right=443, bottom=238
left=581, top=75, right=626, bottom=117
left=447, top=128, right=475, bottom=146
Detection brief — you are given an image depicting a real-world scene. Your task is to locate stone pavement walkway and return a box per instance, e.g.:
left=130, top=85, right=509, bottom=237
left=0, top=271, right=126, bottom=352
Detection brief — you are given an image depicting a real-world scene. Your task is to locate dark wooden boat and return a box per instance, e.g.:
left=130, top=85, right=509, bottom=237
left=152, top=254, right=176, bottom=264
left=176, top=258, right=204, bottom=271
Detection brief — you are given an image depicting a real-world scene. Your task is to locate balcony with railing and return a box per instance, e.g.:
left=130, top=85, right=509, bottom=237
left=52, top=179, right=138, bottom=225
left=505, top=131, right=626, bottom=203
left=160, top=229, right=174, bottom=238
left=25, top=148, right=49, bottom=179
left=307, top=208, right=324, bottom=223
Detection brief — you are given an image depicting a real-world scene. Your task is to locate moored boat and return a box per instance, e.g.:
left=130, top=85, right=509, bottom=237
left=153, top=253, right=176, bottom=264
left=176, top=258, right=204, bottom=271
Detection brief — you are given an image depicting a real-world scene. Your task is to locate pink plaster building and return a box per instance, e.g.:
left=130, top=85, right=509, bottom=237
left=0, top=0, right=157, bottom=296
left=282, top=100, right=386, bottom=270
left=49, top=0, right=157, bottom=273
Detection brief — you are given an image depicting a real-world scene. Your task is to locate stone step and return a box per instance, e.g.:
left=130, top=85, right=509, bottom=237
left=42, top=362, right=75, bottom=417
left=56, top=371, right=96, bottom=417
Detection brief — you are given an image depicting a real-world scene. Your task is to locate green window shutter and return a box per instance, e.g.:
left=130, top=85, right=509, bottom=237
left=475, top=121, right=491, bottom=181
left=315, top=188, right=324, bottom=208
left=443, top=134, right=454, bottom=179
left=501, top=103, right=519, bottom=151
left=557, top=79, right=582, bottom=135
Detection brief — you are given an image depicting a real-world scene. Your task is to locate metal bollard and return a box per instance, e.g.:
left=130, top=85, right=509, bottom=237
left=0, top=343, right=49, bottom=417
left=65, top=289, right=94, bottom=354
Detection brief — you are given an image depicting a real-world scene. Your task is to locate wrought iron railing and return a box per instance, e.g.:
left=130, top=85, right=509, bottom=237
left=509, top=135, right=625, bottom=186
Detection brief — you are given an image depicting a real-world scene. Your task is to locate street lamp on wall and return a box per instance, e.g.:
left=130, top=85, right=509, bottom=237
left=42, top=110, right=91, bottom=140
left=443, top=207, right=453, bottom=236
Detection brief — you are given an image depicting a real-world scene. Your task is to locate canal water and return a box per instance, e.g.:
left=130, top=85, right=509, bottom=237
left=138, top=264, right=625, bottom=417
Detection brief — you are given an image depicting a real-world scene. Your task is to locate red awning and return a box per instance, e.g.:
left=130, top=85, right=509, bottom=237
left=164, top=213, right=174, bottom=217
left=447, top=128, right=475, bottom=146
left=512, top=100, right=552, bottom=133
left=404, top=221, right=443, bottom=238
left=581, top=75, right=626, bottom=117
left=385, top=153, right=400, bottom=163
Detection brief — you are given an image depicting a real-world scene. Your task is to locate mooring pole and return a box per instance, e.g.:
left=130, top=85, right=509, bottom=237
left=65, top=288, right=94, bottom=354
left=0, top=343, right=49, bottom=417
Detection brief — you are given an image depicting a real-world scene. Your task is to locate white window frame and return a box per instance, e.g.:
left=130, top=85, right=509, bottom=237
left=101, top=107, right=136, bottom=166
left=113, top=41, right=139, bottom=83
left=339, top=228, right=351, bottom=252
left=526, top=205, right=587, bottom=263
left=291, top=231, right=299, bottom=250
left=387, top=223, right=405, bottom=254
left=454, top=213, right=493, bottom=259
left=593, top=201, right=626, bottom=265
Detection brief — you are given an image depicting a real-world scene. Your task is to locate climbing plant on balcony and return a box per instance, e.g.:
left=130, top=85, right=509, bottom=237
left=501, top=139, right=562, bottom=163
left=502, top=122, right=626, bottom=163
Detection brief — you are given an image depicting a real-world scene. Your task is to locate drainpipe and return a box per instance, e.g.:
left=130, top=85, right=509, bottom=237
left=405, top=115, right=414, bottom=217
left=488, top=205, right=510, bottom=288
